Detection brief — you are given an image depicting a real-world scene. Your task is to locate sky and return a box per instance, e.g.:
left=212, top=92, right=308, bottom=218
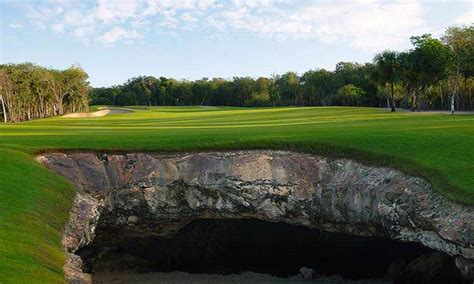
left=1, top=0, right=473, bottom=87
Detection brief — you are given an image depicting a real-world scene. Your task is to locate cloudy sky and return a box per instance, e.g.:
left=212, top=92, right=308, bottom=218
left=1, top=0, right=472, bottom=87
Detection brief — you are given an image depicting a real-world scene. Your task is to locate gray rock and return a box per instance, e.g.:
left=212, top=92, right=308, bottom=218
left=456, top=257, right=474, bottom=280
left=127, top=215, right=139, bottom=223
left=299, top=266, right=316, bottom=279
left=396, top=252, right=463, bottom=283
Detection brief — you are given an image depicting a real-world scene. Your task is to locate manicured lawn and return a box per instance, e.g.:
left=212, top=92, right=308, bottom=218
left=0, top=106, right=473, bottom=283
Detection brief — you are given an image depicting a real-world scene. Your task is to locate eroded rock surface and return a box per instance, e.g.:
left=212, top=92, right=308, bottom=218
left=36, top=151, right=474, bottom=282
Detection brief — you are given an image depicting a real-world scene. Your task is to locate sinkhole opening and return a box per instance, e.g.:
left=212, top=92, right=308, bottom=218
left=77, top=218, right=462, bottom=283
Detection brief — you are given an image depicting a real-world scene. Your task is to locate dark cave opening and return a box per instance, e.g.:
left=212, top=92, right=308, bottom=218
left=78, top=218, right=462, bottom=282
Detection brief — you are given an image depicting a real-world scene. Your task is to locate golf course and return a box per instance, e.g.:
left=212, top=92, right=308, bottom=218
left=0, top=106, right=473, bottom=283
left=2, top=0, right=473, bottom=281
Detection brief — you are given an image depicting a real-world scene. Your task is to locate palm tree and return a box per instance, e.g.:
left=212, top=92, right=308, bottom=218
left=373, top=50, right=400, bottom=112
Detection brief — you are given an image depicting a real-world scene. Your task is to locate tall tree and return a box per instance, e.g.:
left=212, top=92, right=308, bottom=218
left=300, top=69, right=339, bottom=106
left=400, top=34, right=454, bottom=111
left=0, top=63, right=89, bottom=122
left=273, top=72, right=301, bottom=106
left=373, top=51, right=400, bottom=112
left=0, top=69, right=12, bottom=123
left=442, top=25, right=474, bottom=112
left=336, top=84, right=365, bottom=106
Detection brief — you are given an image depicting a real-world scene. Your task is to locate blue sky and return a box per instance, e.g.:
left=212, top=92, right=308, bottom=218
left=1, top=0, right=472, bottom=87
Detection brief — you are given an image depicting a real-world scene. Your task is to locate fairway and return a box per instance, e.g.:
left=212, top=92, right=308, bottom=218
left=0, top=106, right=473, bottom=283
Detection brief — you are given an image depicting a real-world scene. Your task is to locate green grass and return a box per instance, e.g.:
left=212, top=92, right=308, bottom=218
left=0, top=106, right=473, bottom=283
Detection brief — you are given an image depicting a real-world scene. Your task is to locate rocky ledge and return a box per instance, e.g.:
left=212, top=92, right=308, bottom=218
left=36, top=151, right=474, bottom=282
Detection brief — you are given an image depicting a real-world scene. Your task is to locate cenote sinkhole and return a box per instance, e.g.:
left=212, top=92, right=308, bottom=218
left=38, top=151, right=473, bottom=283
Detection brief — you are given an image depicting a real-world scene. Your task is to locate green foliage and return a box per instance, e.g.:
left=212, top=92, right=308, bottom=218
left=373, top=50, right=400, bottom=111
left=390, top=27, right=474, bottom=111
left=0, top=63, right=89, bottom=122
left=442, top=25, right=474, bottom=78
left=300, top=69, right=338, bottom=106
left=409, top=34, right=454, bottom=85
left=90, top=65, right=382, bottom=108
left=335, top=84, right=366, bottom=106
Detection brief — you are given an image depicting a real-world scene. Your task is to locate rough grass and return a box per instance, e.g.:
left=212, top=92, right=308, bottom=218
left=0, top=106, right=473, bottom=283
left=0, top=149, right=75, bottom=283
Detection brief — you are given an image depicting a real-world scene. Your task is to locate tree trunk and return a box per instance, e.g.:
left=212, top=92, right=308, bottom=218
left=453, top=55, right=460, bottom=114
left=39, top=97, right=45, bottom=118
left=451, top=94, right=455, bottom=115
left=439, top=84, right=443, bottom=110
left=411, top=90, right=417, bottom=112
left=390, top=82, right=396, bottom=112
left=0, top=95, right=7, bottom=123
left=200, top=93, right=208, bottom=106
left=469, top=87, right=472, bottom=111
left=58, top=98, right=64, bottom=115
left=463, top=76, right=469, bottom=111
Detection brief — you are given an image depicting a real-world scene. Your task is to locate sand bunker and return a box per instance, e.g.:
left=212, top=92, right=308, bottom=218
left=62, top=108, right=132, bottom=118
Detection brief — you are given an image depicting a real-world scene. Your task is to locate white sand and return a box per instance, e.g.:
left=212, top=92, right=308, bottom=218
left=62, top=107, right=132, bottom=118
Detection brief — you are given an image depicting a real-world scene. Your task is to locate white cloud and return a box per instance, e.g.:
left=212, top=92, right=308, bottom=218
left=8, top=23, right=22, bottom=29
left=63, top=10, right=91, bottom=26
left=181, top=12, right=197, bottom=23
left=452, top=10, right=474, bottom=25
left=205, top=15, right=226, bottom=32
left=94, top=0, right=140, bottom=23
left=208, top=0, right=427, bottom=51
left=73, top=26, right=96, bottom=38
left=98, top=26, right=142, bottom=45
left=299, top=0, right=427, bottom=51
left=51, top=23, right=65, bottom=33
left=232, top=0, right=270, bottom=8
left=196, top=0, right=217, bottom=10
left=27, top=6, right=64, bottom=29
left=23, top=0, right=437, bottom=50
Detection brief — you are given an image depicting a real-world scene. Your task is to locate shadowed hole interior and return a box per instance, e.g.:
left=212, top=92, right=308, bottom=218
left=77, top=218, right=462, bottom=282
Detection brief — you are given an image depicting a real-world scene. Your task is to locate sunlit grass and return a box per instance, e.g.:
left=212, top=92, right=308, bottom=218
left=0, top=106, right=473, bottom=283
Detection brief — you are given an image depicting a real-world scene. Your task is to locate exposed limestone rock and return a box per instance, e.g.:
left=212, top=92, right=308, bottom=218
left=299, top=266, right=316, bottom=279
left=36, top=151, right=474, bottom=282
left=63, top=252, right=91, bottom=284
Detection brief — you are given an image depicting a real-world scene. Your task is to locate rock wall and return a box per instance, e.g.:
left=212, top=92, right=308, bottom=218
left=36, top=151, right=474, bottom=282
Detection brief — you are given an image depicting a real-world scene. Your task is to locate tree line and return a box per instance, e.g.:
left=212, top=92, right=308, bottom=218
left=91, top=25, right=473, bottom=112
left=0, top=63, right=89, bottom=123
left=91, top=63, right=382, bottom=108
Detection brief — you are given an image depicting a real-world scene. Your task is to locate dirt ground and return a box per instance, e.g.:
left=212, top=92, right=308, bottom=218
left=92, top=271, right=388, bottom=284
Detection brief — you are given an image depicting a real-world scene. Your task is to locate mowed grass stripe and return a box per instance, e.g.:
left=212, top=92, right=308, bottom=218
left=0, top=106, right=473, bottom=283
